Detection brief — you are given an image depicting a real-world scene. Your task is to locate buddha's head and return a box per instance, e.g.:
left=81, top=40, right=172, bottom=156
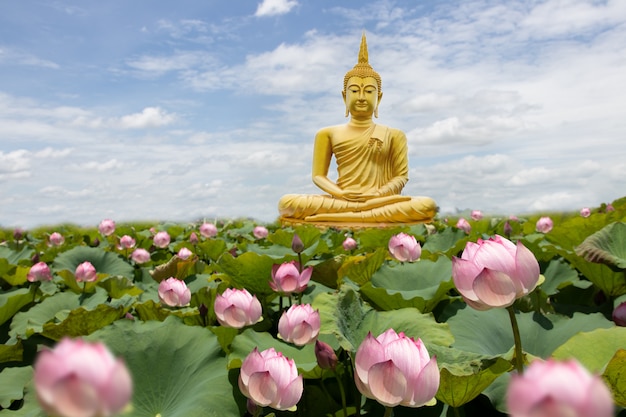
left=343, top=33, right=383, bottom=118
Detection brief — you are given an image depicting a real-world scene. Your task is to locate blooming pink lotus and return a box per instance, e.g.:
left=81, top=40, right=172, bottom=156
left=199, top=222, right=218, bottom=238
left=238, top=347, right=303, bottom=411
left=456, top=218, right=471, bottom=234
left=388, top=233, right=421, bottom=262
left=27, top=262, right=53, bottom=282
left=119, top=235, right=136, bottom=249
left=471, top=210, right=483, bottom=221
left=49, top=232, right=65, bottom=246
left=177, top=247, right=193, bottom=260
left=130, top=248, right=151, bottom=264
left=342, top=236, right=358, bottom=251
left=278, top=304, right=320, bottom=346
left=580, top=207, right=591, bottom=217
left=253, top=225, right=269, bottom=239
left=536, top=216, right=553, bottom=233
left=98, top=219, right=116, bottom=236
left=75, top=261, right=97, bottom=283
left=214, top=288, right=263, bottom=328
left=354, top=329, right=439, bottom=408
left=270, top=261, right=312, bottom=295
left=452, top=235, right=540, bottom=310
left=153, top=231, right=171, bottom=248
left=158, top=277, right=191, bottom=307
left=507, top=359, right=613, bottom=417
left=33, top=338, right=133, bottom=417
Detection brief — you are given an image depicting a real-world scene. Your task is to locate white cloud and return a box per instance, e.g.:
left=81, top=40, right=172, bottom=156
left=118, top=107, right=177, bottom=129
left=0, top=46, right=59, bottom=69
left=255, top=0, right=298, bottom=17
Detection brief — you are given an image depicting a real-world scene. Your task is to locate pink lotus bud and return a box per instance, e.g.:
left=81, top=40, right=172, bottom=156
left=13, top=228, right=25, bottom=241
left=388, top=233, right=421, bottom=262
left=158, top=277, right=191, bottom=307
left=536, top=216, right=553, bottom=233
left=119, top=235, right=136, bottom=249
left=342, top=236, right=358, bottom=251
left=177, top=247, right=193, bottom=260
left=199, top=222, right=218, bottom=238
left=27, top=262, right=53, bottom=282
left=291, top=234, right=304, bottom=254
left=189, top=232, right=199, bottom=245
left=456, top=218, right=471, bottom=234
left=214, top=288, right=263, bottom=328
left=452, top=235, right=540, bottom=310
left=580, top=207, right=591, bottom=217
left=278, top=304, right=320, bottom=346
left=269, top=261, right=312, bottom=295
left=153, top=231, right=171, bottom=248
left=471, top=210, right=483, bottom=221
left=238, top=347, right=303, bottom=411
left=33, top=338, right=133, bottom=417
left=354, top=329, right=439, bottom=408
left=49, top=232, right=65, bottom=246
left=131, top=248, right=151, bottom=264
left=98, top=219, right=116, bottom=236
left=253, top=225, right=268, bottom=239
left=613, top=302, right=626, bottom=326
left=315, top=340, right=338, bottom=370
left=507, top=359, right=613, bottom=417
left=503, top=221, right=513, bottom=238
left=75, top=261, right=97, bottom=282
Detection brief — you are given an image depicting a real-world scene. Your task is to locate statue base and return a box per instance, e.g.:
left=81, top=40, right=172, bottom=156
left=279, top=217, right=433, bottom=229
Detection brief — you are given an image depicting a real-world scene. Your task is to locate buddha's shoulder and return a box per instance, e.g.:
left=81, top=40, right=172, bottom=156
left=376, top=124, right=407, bottom=138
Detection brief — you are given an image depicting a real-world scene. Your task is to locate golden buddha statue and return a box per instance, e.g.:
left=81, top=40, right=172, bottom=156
left=278, top=34, right=437, bottom=226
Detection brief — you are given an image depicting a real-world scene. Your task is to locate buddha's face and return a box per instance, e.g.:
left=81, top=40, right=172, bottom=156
left=343, top=76, right=382, bottom=119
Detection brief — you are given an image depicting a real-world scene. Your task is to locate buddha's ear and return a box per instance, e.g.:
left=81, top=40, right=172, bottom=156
left=342, top=90, right=349, bottom=117
left=374, top=92, right=383, bottom=118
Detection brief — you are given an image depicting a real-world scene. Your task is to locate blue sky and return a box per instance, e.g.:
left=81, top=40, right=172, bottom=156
left=1, top=0, right=625, bottom=228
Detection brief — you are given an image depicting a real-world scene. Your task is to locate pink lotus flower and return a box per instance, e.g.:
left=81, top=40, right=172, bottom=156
left=253, top=225, right=269, bottom=239
left=278, top=304, right=320, bottom=346
left=238, top=347, right=303, bottom=411
left=536, top=216, right=554, bottom=233
left=131, top=248, right=151, bottom=264
left=199, top=222, right=218, bottom=238
left=158, top=277, right=191, bottom=307
left=189, top=232, right=199, bottom=245
left=613, top=302, right=626, bottom=326
left=606, top=203, right=615, bottom=212
left=75, top=261, right=97, bottom=283
left=452, top=235, right=540, bottom=310
left=580, top=207, right=591, bottom=217
left=214, top=288, right=263, bottom=328
left=342, top=236, right=358, bottom=251
left=270, top=261, right=312, bottom=295
left=177, top=247, right=193, bottom=260
left=119, top=235, right=136, bottom=249
left=354, top=329, right=439, bottom=408
left=471, top=210, right=483, bottom=221
left=507, top=359, right=613, bottom=417
left=388, top=233, right=421, bottom=262
left=49, top=232, right=65, bottom=246
left=98, top=219, right=116, bottom=236
left=456, top=218, right=471, bottom=234
left=27, top=262, right=53, bottom=282
left=315, top=340, right=338, bottom=370
left=153, top=231, right=171, bottom=248
left=33, top=338, right=133, bottom=417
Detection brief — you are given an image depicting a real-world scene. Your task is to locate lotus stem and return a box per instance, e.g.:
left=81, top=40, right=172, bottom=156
left=335, top=368, right=348, bottom=417
left=507, top=305, right=524, bottom=374
left=383, top=405, right=394, bottom=417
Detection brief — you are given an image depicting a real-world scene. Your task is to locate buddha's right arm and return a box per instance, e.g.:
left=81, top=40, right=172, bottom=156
left=311, top=129, right=344, bottom=198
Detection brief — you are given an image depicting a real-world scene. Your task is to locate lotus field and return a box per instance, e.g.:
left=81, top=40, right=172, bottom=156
left=1, top=197, right=626, bottom=417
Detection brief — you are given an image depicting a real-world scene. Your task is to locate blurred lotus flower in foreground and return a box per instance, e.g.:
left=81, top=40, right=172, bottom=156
left=239, top=347, right=303, bottom=411
left=507, top=359, right=613, bottom=417
left=98, top=219, right=116, bottom=236
left=452, top=235, right=540, bottom=310
left=388, top=233, right=421, bottom=262
left=27, top=262, right=53, bottom=282
left=315, top=340, right=338, bottom=370
left=354, top=329, right=439, bottom=408
left=456, top=218, right=471, bottom=234
left=253, top=225, right=269, bottom=239
left=119, top=235, right=136, bottom=249
left=199, top=222, right=218, bottom=238
left=342, top=236, right=358, bottom=251
left=278, top=304, right=320, bottom=346
left=177, top=247, right=193, bottom=260
left=33, top=338, right=133, bottom=417
left=131, top=248, right=150, bottom=264
left=580, top=207, right=591, bottom=217
left=535, top=216, right=554, bottom=234
left=75, top=261, right=97, bottom=283
left=612, top=301, right=626, bottom=326
left=153, top=231, right=171, bottom=248
left=214, top=288, right=262, bottom=328
left=158, top=277, right=191, bottom=307
left=270, top=261, right=312, bottom=295
left=471, top=210, right=483, bottom=221
left=49, top=232, right=65, bottom=246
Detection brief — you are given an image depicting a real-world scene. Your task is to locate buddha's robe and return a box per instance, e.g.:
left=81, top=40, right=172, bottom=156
left=279, top=124, right=436, bottom=224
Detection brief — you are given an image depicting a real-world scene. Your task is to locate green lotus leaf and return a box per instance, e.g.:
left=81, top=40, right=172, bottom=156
left=149, top=254, right=198, bottom=282
left=41, top=303, right=128, bottom=341
left=196, top=238, right=228, bottom=262
left=52, top=246, right=134, bottom=279
left=576, top=222, right=626, bottom=269
left=217, top=251, right=277, bottom=295
left=337, top=248, right=386, bottom=286
left=0, top=260, right=30, bottom=286
left=0, top=246, right=34, bottom=266
left=422, top=227, right=469, bottom=257
left=552, top=326, right=626, bottom=372
left=0, top=366, right=34, bottom=410
left=602, top=349, right=626, bottom=407
left=0, top=340, right=23, bottom=364
left=0, top=287, right=34, bottom=326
